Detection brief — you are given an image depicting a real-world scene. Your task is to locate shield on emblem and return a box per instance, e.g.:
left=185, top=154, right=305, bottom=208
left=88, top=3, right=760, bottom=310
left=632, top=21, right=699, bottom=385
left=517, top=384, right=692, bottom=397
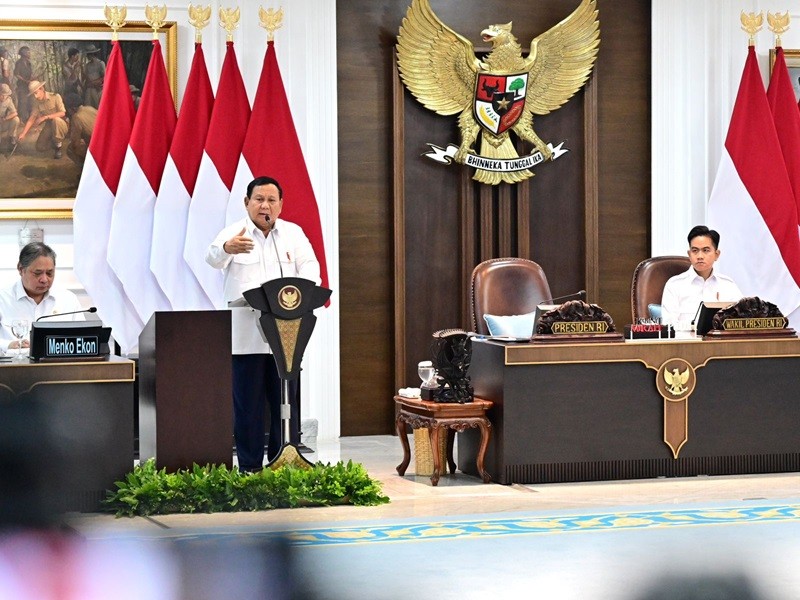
left=474, top=73, right=528, bottom=135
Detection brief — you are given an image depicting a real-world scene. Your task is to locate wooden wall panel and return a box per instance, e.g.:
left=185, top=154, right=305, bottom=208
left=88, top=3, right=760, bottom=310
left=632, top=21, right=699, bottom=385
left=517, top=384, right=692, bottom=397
left=595, top=1, right=652, bottom=324
left=338, top=0, right=651, bottom=435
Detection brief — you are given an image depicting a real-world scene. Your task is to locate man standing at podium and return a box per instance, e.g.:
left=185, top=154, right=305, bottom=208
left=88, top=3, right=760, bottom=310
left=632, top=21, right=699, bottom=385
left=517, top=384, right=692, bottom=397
left=206, top=176, right=320, bottom=472
left=0, top=242, right=82, bottom=353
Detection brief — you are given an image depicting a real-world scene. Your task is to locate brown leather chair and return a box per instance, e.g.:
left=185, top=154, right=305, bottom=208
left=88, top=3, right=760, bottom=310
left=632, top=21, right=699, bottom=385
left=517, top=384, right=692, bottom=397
left=630, top=256, right=691, bottom=322
left=470, top=257, right=552, bottom=334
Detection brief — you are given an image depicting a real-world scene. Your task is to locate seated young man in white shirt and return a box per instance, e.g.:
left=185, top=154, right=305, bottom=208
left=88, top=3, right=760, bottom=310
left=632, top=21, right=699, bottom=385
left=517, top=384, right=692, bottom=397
left=660, top=225, right=743, bottom=330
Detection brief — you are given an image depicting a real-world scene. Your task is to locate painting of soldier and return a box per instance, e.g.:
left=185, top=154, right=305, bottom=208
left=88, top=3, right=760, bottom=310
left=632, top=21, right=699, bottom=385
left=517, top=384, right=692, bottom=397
left=63, top=92, right=96, bottom=165
left=0, top=36, right=160, bottom=200
left=0, top=46, right=11, bottom=87
left=82, top=44, right=104, bottom=108
left=18, top=80, right=68, bottom=159
left=13, top=46, right=36, bottom=125
left=0, top=83, right=19, bottom=153
left=129, top=84, right=141, bottom=112
left=62, top=47, right=82, bottom=98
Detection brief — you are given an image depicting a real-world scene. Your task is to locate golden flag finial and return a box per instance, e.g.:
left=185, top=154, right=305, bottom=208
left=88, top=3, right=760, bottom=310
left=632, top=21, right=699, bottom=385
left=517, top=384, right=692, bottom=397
left=741, top=11, right=764, bottom=47
left=104, top=5, right=128, bottom=41
left=768, top=11, right=790, bottom=48
left=145, top=4, right=167, bottom=40
left=219, top=6, right=241, bottom=42
left=259, top=6, right=283, bottom=42
left=188, top=3, right=211, bottom=44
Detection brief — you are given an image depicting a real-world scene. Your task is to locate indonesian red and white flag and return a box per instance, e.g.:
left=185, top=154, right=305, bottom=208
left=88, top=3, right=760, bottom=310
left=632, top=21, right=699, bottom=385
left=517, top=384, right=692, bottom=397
left=184, top=41, right=251, bottom=308
left=108, top=40, right=176, bottom=326
left=226, top=41, right=330, bottom=295
left=766, top=45, right=800, bottom=230
left=708, top=45, right=800, bottom=325
left=151, top=43, right=214, bottom=310
left=72, top=41, right=143, bottom=355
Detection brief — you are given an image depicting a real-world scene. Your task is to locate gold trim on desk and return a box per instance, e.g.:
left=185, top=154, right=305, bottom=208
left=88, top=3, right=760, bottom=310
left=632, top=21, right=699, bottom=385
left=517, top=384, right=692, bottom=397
left=480, top=337, right=800, bottom=460
left=0, top=355, right=135, bottom=396
left=499, top=336, right=800, bottom=370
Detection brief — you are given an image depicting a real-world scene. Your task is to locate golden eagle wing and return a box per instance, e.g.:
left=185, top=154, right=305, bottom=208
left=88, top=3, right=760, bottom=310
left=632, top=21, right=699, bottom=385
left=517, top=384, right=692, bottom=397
left=679, top=368, right=690, bottom=385
left=523, top=0, right=600, bottom=115
left=664, top=369, right=674, bottom=386
left=396, top=0, right=479, bottom=116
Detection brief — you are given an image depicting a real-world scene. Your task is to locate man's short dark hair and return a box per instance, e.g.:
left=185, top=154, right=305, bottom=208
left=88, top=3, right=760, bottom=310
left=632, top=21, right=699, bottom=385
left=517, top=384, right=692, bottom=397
left=246, top=176, right=282, bottom=199
left=687, top=225, right=720, bottom=249
left=18, top=242, right=56, bottom=270
left=67, top=47, right=79, bottom=58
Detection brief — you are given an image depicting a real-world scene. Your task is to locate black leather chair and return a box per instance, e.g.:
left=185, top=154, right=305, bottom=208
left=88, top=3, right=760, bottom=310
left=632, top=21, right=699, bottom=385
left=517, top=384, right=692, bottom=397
left=470, top=258, right=552, bottom=335
left=630, top=256, right=691, bottom=322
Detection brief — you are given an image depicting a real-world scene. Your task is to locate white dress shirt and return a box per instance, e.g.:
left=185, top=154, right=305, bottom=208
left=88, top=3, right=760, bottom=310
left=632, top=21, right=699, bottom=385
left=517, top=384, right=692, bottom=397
left=660, top=266, right=743, bottom=327
left=206, top=217, right=321, bottom=355
left=0, top=279, right=83, bottom=352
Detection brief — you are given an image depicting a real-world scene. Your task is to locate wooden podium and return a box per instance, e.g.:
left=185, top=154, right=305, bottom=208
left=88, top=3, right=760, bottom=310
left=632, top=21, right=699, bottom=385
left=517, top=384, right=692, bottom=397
left=138, top=311, right=233, bottom=471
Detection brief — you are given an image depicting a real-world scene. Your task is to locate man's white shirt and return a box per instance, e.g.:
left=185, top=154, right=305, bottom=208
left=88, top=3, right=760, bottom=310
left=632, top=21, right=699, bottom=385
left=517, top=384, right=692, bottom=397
left=206, top=217, right=321, bottom=355
left=660, top=266, right=743, bottom=327
left=0, top=279, right=83, bottom=351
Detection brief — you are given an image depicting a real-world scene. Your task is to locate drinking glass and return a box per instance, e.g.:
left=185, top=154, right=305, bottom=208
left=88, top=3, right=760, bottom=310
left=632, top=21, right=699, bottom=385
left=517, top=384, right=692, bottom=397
left=11, top=319, right=29, bottom=359
left=418, top=360, right=436, bottom=388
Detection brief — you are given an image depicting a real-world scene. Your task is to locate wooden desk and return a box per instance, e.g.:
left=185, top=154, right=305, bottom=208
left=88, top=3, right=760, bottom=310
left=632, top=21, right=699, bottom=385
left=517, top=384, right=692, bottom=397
left=395, top=396, right=492, bottom=485
left=461, top=337, right=800, bottom=484
left=0, top=356, right=135, bottom=512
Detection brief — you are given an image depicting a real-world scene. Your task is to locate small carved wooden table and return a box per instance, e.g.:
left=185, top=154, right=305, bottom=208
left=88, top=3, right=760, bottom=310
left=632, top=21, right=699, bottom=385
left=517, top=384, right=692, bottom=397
left=394, top=396, right=493, bottom=486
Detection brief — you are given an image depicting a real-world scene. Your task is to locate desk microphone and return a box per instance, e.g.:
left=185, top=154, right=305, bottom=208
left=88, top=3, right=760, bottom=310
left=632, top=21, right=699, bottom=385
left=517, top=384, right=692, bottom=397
left=539, top=290, right=587, bottom=305
left=36, top=307, right=97, bottom=322
left=690, top=301, right=704, bottom=326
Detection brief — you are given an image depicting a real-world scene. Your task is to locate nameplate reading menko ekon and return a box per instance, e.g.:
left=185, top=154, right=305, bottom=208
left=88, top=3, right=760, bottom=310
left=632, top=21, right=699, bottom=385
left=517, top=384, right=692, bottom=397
left=29, top=321, right=111, bottom=362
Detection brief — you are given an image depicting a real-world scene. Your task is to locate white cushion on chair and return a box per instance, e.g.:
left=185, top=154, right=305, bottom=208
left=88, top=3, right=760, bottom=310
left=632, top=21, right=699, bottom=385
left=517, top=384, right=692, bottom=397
left=483, top=311, right=537, bottom=338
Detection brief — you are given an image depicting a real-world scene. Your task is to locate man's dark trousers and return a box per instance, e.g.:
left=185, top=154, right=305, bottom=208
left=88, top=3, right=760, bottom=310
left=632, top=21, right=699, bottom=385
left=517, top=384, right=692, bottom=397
left=232, top=354, right=299, bottom=470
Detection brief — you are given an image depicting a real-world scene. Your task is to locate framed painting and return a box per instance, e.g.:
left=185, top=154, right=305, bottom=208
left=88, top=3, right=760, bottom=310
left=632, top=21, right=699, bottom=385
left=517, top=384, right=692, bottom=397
left=0, top=19, right=177, bottom=219
left=769, top=48, right=800, bottom=101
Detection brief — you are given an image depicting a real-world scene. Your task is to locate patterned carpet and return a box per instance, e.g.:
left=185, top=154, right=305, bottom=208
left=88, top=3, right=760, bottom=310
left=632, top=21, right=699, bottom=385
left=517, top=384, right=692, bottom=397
left=277, top=503, right=800, bottom=547
left=152, top=500, right=800, bottom=600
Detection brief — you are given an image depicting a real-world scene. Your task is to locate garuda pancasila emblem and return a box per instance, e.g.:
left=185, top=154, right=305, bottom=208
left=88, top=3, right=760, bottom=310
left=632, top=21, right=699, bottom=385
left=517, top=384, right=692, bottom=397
left=664, top=367, right=690, bottom=397
left=397, top=0, right=600, bottom=185
left=278, top=285, right=301, bottom=311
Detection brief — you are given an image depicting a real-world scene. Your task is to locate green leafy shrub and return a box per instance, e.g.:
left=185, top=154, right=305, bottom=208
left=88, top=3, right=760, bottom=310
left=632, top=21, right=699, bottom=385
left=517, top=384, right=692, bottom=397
left=105, top=459, right=390, bottom=517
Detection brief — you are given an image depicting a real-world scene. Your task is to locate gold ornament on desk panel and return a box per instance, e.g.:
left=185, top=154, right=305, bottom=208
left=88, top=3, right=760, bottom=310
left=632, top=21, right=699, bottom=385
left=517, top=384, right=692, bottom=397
left=396, top=0, right=600, bottom=185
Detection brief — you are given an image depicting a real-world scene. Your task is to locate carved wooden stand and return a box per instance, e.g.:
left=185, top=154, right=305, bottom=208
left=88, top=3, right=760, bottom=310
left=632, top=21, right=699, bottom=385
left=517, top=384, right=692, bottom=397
left=394, top=395, right=493, bottom=486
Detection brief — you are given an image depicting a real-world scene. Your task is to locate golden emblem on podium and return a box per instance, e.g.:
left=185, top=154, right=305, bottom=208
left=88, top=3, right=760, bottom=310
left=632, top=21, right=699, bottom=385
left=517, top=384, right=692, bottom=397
left=278, top=285, right=301, bottom=311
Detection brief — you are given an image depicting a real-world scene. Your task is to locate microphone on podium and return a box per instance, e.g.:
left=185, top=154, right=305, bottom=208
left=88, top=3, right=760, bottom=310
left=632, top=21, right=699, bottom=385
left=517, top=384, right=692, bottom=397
left=36, top=307, right=97, bottom=322
left=539, top=290, right=587, bottom=305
